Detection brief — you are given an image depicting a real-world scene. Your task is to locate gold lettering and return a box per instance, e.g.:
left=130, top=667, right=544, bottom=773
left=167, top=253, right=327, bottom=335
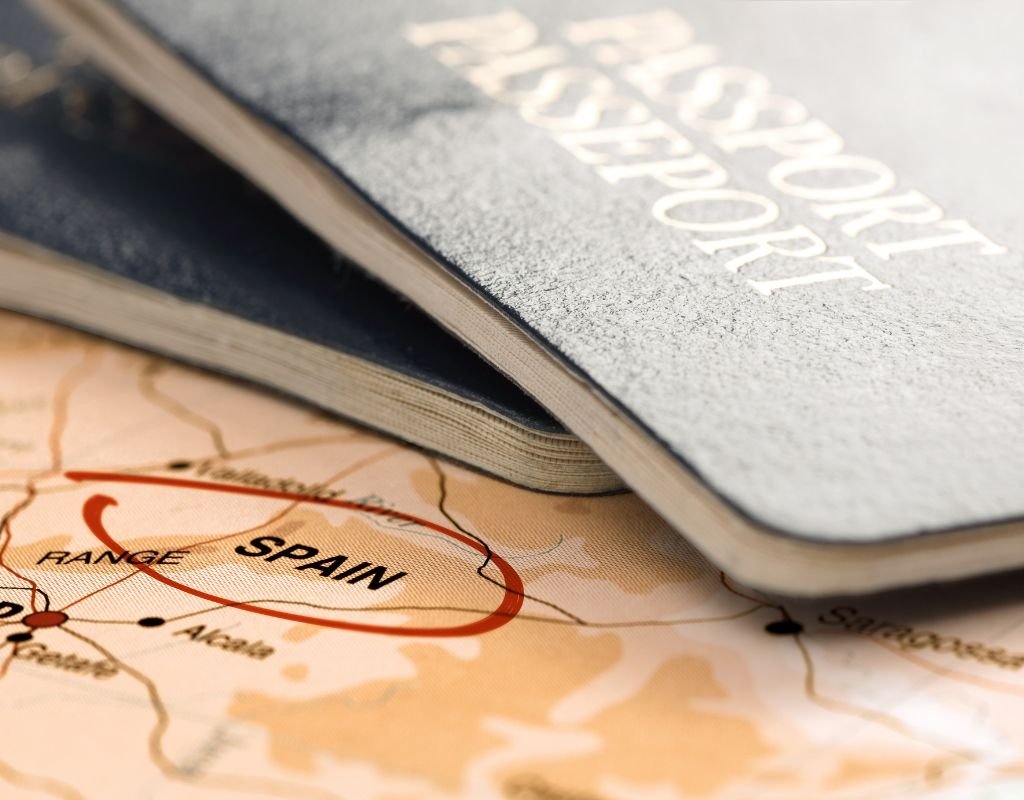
left=769, top=154, right=895, bottom=202
left=466, top=47, right=568, bottom=98
left=867, top=219, right=1008, bottom=260
left=676, top=66, right=771, bottom=135
left=600, top=153, right=728, bottom=190
left=409, top=7, right=1012, bottom=298
left=813, top=190, right=944, bottom=237
left=517, top=68, right=648, bottom=131
left=653, top=189, right=779, bottom=233
left=623, top=45, right=722, bottom=107
left=564, top=11, right=719, bottom=107
left=404, top=11, right=540, bottom=65
left=715, top=118, right=844, bottom=159
left=696, top=224, right=828, bottom=272
left=714, top=93, right=811, bottom=138
left=748, top=256, right=890, bottom=296
left=563, top=10, right=696, bottom=66
left=557, top=118, right=692, bottom=165
left=403, top=11, right=566, bottom=98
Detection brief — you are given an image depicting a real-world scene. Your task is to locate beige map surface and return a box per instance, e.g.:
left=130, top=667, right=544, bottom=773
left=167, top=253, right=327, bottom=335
left=2, top=310, right=1024, bottom=800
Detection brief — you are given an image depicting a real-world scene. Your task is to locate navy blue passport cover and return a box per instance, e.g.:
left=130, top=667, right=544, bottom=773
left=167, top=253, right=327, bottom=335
left=0, top=1, right=564, bottom=435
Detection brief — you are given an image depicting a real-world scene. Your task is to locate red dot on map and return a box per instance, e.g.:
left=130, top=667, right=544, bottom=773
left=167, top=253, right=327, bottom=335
left=22, top=611, right=69, bottom=629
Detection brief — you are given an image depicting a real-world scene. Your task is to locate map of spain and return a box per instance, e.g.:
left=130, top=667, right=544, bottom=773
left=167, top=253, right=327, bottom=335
left=3, top=310, right=1024, bottom=799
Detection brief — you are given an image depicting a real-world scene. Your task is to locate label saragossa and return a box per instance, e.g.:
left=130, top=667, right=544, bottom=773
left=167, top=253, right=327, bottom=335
left=819, top=606, right=1024, bottom=671
left=234, top=536, right=408, bottom=590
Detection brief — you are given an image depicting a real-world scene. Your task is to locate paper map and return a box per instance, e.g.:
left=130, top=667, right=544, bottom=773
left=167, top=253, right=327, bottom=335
left=2, top=311, right=1024, bottom=800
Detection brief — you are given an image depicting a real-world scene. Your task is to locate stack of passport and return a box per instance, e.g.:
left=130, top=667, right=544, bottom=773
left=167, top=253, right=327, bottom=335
left=5, top=0, right=1024, bottom=596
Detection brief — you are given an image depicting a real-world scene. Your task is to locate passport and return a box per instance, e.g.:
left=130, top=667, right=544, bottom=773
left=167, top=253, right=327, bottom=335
left=0, top=0, right=619, bottom=495
left=34, top=0, right=1024, bottom=594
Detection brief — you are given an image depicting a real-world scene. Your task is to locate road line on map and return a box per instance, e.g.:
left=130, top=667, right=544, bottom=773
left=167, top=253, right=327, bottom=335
left=63, top=625, right=346, bottom=800
left=0, top=494, right=43, bottom=613
left=792, top=632, right=979, bottom=764
left=138, top=359, right=230, bottom=459
left=720, top=572, right=782, bottom=611
left=0, top=584, right=51, bottom=611
left=720, top=570, right=982, bottom=784
left=63, top=626, right=176, bottom=775
left=73, top=597, right=768, bottom=630
left=46, top=347, right=100, bottom=473
left=0, top=347, right=101, bottom=615
left=59, top=571, right=142, bottom=613
left=429, top=457, right=588, bottom=625
left=0, top=754, right=84, bottom=800
left=505, top=533, right=565, bottom=559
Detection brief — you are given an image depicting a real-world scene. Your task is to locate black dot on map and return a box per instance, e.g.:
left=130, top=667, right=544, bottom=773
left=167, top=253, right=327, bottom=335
left=167, top=461, right=192, bottom=471
left=764, top=619, right=803, bottom=636
left=6, top=632, right=32, bottom=643
left=137, top=617, right=166, bottom=628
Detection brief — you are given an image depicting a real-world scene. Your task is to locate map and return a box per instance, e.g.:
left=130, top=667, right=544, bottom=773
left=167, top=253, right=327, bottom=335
left=2, top=310, right=1024, bottom=800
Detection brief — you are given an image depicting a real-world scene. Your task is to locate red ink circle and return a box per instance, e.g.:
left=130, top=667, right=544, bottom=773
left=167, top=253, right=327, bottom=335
left=66, top=471, right=524, bottom=638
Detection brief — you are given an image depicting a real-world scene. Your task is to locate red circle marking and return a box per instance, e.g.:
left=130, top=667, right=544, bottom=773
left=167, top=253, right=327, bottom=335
left=23, top=611, right=69, bottom=628
left=66, top=471, right=523, bottom=638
